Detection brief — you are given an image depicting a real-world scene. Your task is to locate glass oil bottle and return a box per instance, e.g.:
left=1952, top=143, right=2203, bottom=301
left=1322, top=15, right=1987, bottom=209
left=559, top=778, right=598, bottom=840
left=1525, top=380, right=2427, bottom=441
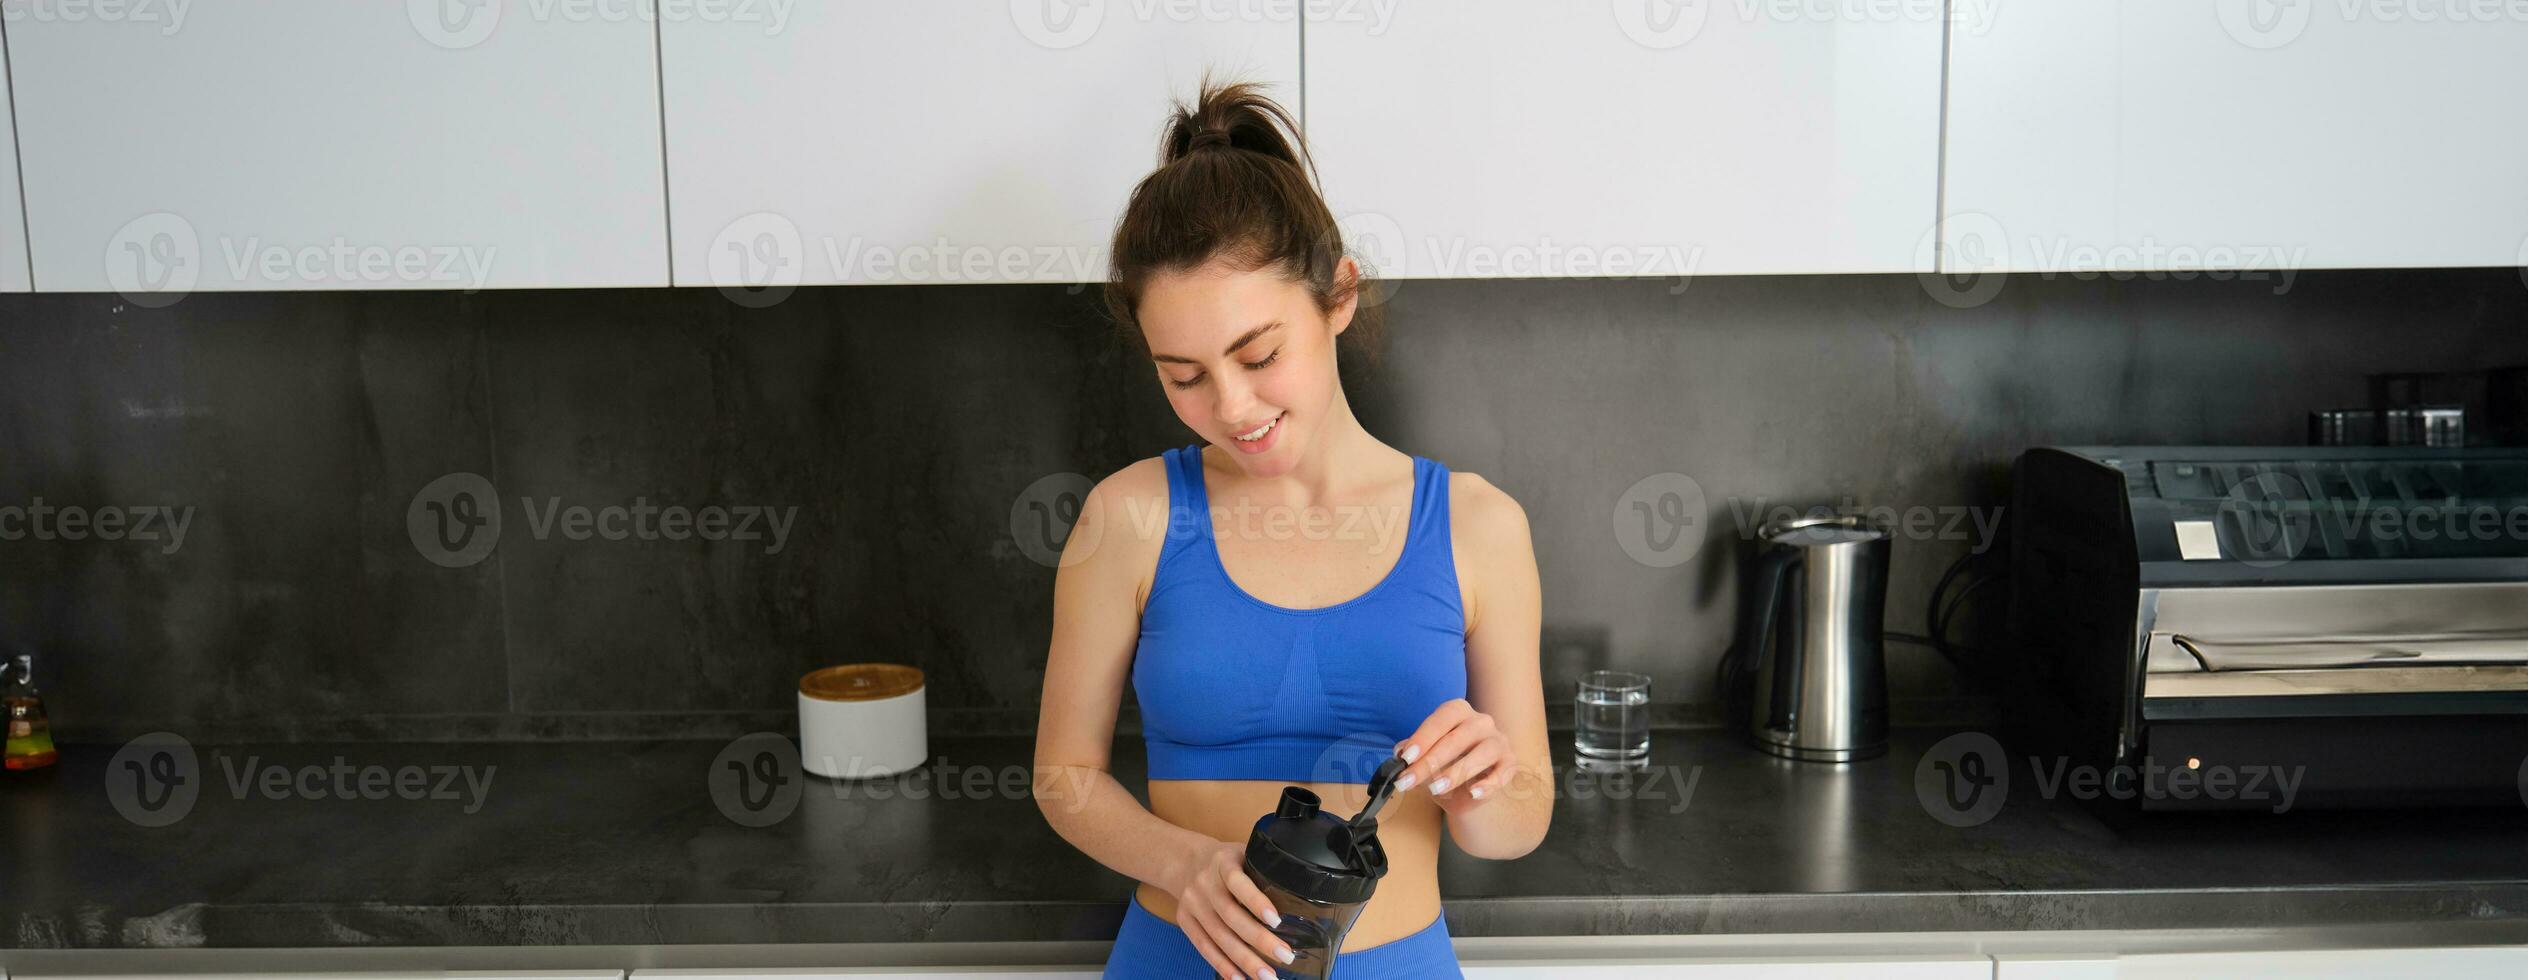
left=5, top=653, right=58, bottom=771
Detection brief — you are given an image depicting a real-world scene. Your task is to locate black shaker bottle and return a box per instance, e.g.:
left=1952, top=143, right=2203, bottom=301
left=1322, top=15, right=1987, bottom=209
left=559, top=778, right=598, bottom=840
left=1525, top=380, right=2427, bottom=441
left=1241, top=756, right=1409, bottom=979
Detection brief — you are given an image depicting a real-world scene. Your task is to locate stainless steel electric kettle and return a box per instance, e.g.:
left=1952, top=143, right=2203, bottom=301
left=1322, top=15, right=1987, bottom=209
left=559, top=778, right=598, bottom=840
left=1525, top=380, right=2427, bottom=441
left=1719, top=516, right=1891, bottom=762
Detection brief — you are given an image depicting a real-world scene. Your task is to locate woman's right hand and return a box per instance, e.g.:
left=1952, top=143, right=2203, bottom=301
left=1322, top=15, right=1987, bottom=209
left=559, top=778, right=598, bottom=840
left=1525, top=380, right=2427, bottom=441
left=1165, top=838, right=1297, bottom=980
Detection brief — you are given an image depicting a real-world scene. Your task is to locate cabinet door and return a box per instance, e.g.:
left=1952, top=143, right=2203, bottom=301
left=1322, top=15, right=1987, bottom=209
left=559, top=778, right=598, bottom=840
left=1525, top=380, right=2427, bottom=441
left=660, top=6, right=1298, bottom=288
left=1943, top=1, right=2528, bottom=273
left=1997, top=946, right=2528, bottom=979
left=7, top=1, right=668, bottom=293
left=1305, top=2, right=1945, bottom=279
left=0, top=34, right=27, bottom=292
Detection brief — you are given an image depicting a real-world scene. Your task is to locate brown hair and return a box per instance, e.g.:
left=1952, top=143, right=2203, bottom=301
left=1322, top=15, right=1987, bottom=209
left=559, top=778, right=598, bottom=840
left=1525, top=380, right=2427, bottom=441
left=1104, top=74, right=1380, bottom=367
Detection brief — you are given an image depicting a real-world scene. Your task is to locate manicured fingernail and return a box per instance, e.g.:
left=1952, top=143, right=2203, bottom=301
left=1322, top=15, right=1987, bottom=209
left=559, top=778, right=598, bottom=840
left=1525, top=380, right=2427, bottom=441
left=1258, top=968, right=1275, bottom=980
left=1471, top=786, right=1486, bottom=799
left=1401, top=744, right=1421, bottom=763
left=1394, top=772, right=1417, bottom=791
left=1431, top=777, right=1451, bottom=794
left=1279, top=946, right=1296, bottom=963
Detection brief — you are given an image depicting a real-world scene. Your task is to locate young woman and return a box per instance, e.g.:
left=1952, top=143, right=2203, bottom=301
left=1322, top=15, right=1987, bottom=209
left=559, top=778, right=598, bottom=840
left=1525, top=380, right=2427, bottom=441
left=1033, top=78, right=1553, bottom=980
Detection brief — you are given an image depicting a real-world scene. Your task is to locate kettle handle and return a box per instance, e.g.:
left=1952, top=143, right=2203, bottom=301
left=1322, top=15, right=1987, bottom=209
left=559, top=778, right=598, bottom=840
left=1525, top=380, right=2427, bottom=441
left=1725, top=543, right=1804, bottom=732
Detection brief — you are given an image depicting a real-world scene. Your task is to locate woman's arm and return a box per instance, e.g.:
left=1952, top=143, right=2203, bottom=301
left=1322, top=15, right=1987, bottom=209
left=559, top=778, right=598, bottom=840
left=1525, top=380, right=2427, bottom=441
left=1393, top=473, right=1554, bottom=861
left=1031, top=465, right=1295, bottom=980
left=1031, top=465, right=1218, bottom=888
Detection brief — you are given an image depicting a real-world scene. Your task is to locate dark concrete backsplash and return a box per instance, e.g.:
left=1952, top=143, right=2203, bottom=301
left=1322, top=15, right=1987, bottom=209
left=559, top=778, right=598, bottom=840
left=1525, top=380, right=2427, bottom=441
left=3, top=270, right=2523, bottom=742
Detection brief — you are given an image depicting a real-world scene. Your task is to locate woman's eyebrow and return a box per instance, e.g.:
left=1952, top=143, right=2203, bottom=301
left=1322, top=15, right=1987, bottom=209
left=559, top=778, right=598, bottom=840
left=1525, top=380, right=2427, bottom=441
left=1151, top=320, right=1282, bottom=364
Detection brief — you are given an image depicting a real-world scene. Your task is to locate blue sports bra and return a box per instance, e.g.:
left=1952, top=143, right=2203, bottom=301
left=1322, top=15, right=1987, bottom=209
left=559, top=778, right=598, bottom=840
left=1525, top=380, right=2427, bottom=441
left=1133, top=443, right=1470, bottom=784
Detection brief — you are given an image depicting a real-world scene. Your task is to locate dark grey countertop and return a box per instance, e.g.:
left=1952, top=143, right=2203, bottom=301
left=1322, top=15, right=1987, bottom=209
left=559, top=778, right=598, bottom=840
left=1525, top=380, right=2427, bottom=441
left=7, top=727, right=2528, bottom=952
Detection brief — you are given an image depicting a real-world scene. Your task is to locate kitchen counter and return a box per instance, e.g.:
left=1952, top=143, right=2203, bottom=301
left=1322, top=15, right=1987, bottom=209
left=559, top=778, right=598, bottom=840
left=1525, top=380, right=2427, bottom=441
left=6, top=726, right=2528, bottom=960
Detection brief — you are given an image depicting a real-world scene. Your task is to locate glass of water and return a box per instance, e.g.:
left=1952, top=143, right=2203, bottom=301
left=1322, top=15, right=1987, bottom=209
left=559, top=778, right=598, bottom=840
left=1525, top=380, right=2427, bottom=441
left=1574, top=670, right=1650, bottom=770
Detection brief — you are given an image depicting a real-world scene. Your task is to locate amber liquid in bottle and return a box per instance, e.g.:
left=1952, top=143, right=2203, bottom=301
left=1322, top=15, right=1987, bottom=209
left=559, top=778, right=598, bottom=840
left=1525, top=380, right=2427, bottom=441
left=5, top=652, right=57, bottom=770
left=5, top=694, right=57, bottom=770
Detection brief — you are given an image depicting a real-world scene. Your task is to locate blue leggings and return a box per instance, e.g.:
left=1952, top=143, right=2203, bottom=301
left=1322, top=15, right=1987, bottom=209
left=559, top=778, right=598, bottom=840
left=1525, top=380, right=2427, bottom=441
left=1104, top=892, right=1462, bottom=979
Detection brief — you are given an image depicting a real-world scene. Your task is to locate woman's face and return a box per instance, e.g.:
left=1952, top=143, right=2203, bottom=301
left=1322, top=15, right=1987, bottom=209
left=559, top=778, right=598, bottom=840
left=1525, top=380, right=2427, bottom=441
left=1137, top=256, right=1357, bottom=479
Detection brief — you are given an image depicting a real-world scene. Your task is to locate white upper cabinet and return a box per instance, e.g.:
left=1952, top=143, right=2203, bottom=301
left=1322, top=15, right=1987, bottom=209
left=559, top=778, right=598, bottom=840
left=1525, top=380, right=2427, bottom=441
left=1304, top=2, right=1947, bottom=279
left=0, top=35, right=28, bottom=293
left=1943, top=1, right=2528, bottom=274
left=7, top=1, right=668, bottom=293
left=659, top=6, right=1299, bottom=288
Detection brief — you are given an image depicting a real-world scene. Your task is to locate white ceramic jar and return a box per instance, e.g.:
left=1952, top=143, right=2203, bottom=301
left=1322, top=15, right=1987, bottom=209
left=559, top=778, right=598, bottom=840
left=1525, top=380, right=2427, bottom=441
left=796, top=663, right=927, bottom=778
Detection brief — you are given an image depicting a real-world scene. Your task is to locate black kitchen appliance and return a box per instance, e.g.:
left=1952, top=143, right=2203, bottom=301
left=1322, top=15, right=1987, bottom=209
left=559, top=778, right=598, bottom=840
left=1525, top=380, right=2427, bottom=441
left=2006, top=446, right=2528, bottom=810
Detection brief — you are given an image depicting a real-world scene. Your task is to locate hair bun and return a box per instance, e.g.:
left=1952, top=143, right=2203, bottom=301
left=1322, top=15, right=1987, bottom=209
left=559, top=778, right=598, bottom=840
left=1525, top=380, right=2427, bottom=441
left=1187, top=128, right=1235, bottom=151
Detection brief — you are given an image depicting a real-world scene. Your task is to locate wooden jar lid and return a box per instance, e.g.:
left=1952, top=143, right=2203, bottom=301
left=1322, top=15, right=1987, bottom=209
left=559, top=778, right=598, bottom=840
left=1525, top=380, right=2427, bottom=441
left=799, top=663, right=924, bottom=702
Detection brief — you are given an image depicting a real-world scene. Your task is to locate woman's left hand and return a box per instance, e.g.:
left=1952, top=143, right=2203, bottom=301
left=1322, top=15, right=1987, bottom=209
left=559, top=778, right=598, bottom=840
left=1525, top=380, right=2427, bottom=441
left=1392, top=699, right=1514, bottom=814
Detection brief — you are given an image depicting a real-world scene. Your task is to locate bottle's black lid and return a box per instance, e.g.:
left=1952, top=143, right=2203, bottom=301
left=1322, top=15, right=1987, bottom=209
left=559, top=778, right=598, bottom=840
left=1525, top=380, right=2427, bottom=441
left=1242, top=757, right=1408, bottom=907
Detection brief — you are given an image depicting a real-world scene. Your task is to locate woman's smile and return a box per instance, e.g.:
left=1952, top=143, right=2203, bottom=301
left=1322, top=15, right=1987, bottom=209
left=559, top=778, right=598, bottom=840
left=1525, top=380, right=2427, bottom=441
left=1229, top=410, right=1285, bottom=454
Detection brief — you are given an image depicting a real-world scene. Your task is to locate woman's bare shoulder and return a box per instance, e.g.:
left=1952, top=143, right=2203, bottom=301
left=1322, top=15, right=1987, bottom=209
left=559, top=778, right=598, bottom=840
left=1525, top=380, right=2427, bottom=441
left=1085, top=455, right=1176, bottom=544
left=1447, top=470, right=1532, bottom=548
